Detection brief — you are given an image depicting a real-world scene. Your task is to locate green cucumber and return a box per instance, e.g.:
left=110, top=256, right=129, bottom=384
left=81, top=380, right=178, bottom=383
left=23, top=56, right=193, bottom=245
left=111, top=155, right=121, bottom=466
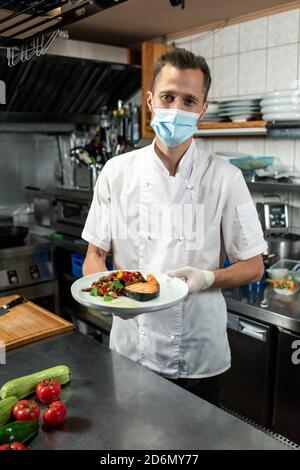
left=0, top=396, right=18, bottom=426
left=0, top=365, right=71, bottom=400
left=0, top=420, right=39, bottom=444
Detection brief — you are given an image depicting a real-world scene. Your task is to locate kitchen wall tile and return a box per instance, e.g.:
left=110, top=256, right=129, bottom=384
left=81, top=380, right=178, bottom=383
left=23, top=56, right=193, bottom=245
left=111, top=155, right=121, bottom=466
left=239, top=17, right=268, bottom=52
left=212, top=138, right=237, bottom=153
left=267, top=43, right=298, bottom=91
left=214, top=55, right=238, bottom=98
left=173, top=36, right=192, bottom=50
left=237, top=138, right=265, bottom=156
left=214, top=24, right=239, bottom=57
left=239, top=49, right=267, bottom=95
left=268, top=9, right=299, bottom=47
left=190, top=31, right=214, bottom=58
left=264, top=139, right=296, bottom=167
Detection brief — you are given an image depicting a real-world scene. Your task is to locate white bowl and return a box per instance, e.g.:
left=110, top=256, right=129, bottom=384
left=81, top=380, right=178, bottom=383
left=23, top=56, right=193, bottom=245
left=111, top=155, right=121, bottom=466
left=261, top=97, right=300, bottom=106
left=261, top=104, right=300, bottom=113
left=267, top=268, right=290, bottom=279
left=263, top=89, right=300, bottom=99
left=263, top=112, right=300, bottom=121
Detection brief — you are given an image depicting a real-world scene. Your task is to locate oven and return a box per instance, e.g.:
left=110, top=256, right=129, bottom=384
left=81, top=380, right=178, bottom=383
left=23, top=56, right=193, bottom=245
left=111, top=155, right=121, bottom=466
left=0, top=236, right=59, bottom=314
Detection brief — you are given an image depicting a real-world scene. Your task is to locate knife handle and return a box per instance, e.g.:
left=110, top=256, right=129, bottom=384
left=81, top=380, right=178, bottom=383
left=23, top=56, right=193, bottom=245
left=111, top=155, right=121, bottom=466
left=5, top=295, right=27, bottom=309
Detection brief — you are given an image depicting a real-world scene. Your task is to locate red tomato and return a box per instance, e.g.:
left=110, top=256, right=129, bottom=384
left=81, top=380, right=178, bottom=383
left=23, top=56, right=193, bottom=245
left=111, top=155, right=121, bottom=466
left=36, top=379, right=61, bottom=404
left=0, top=442, right=27, bottom=450
left=12, top=399, right=40, bottom=421
left=43, top=401, right=67, bottom=427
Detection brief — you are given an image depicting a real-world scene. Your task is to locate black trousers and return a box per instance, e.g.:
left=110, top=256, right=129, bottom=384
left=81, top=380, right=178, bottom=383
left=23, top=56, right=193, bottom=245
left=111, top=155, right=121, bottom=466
left=166, top=372, right=226, bottom=407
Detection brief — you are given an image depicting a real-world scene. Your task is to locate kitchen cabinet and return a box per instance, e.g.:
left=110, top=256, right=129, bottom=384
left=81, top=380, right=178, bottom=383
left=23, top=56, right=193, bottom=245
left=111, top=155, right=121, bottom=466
left=273, top=329, right=300, bottom=444
left=222, top=311, right=277, bottom=426
left=141, top=41, right=169, bottom=139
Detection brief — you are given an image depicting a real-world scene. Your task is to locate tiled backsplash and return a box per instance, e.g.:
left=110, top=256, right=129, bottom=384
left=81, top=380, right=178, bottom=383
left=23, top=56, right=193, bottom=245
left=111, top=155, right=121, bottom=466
left=171, top=8, right=300, bottom=232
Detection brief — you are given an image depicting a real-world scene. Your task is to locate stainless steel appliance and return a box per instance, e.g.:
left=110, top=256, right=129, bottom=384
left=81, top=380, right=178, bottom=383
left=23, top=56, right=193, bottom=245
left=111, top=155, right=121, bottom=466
left=273, top=328, right=300, bottom=444
left=257, top=200, right=300, bottom=259
left=222, top=311, right=276, bottom=426
left=49, top=188, right=92, bottom=238
left=0, top=235, right=59, bottom=313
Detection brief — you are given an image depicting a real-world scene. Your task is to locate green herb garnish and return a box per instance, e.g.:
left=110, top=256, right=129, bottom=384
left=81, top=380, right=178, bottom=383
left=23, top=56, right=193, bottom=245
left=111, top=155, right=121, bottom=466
left=90, top=287, right=99, bottom=296
left=113, top=280, right=124, bottom=289
left=103, top=295, right=113, bottom=301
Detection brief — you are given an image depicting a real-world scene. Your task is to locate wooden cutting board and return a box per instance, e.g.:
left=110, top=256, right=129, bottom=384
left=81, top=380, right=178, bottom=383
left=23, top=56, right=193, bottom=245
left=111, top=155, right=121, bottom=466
left=0, top=295, right=74, bottom=351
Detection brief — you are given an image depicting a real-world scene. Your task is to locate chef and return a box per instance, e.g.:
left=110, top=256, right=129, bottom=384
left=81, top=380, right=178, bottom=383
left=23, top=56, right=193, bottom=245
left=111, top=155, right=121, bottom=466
left=82, top=47, right=267, bottom=406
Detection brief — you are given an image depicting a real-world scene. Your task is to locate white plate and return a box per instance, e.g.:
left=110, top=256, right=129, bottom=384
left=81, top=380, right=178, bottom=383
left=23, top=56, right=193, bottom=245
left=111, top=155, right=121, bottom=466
left=71, top=271, right=189, bottom=315
left=263, top=112, right=300, bottom=121
left=263, top=89, right=300, bottom=99
left=261, top=104, right=300, bottom=113
left=261, top=97, right=300, bottom=106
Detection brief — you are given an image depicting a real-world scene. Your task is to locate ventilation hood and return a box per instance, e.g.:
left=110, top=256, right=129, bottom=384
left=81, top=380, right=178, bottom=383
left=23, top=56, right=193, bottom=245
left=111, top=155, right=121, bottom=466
left=0, top=1, right=129, bottom=47
left=0, top=37, right=141, bottom=125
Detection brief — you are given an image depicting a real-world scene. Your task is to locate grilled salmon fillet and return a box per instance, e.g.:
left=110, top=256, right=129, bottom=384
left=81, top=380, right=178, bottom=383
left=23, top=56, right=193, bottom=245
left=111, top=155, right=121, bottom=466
left=125, top=273, right=160, bottom=301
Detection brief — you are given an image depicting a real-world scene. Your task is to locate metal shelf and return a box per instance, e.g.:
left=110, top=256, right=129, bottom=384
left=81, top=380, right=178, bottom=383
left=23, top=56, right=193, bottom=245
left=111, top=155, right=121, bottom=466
left=246, top=180, right=300, bottom=193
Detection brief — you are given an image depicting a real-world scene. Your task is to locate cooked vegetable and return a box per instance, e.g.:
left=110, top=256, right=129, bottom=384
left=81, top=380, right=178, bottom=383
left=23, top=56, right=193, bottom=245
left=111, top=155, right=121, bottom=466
left=0, top=397, right=18, bottom=426
left=43, top=401, right=67, bottom=427
left=273, top=277, right=298, bottom=291
left=0, top=365, right=71, bottom=400
left=0, top=441, right=27, bottom=450
left=36, top=379, right=61, bottom=404
left=82, top=270, right=160, bottom=302
left=125, top=274, right=160, bottom=301
left=82, top=270, right=146, bottom=299
left=0, top=420, right=39, bottom=444
left=12, top=400, right=40, bottom=422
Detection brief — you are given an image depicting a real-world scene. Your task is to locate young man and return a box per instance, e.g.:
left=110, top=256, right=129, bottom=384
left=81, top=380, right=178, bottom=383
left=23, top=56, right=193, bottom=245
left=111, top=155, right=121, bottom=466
left=81, top=48, right=267, bottom=406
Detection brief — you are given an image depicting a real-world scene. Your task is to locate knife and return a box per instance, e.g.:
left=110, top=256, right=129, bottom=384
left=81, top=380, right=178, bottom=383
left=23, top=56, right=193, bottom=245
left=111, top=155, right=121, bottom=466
left=0, top=295, right=27, bottom=316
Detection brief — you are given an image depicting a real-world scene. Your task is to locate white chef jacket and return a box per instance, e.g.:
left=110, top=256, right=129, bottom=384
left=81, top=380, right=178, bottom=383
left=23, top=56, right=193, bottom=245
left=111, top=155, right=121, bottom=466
left=82, top=138, right=267, bottom=379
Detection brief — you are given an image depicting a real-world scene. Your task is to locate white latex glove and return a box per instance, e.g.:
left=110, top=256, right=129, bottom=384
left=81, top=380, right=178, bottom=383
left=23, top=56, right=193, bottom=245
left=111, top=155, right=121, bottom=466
left=166, top=266, right=215, bottom=293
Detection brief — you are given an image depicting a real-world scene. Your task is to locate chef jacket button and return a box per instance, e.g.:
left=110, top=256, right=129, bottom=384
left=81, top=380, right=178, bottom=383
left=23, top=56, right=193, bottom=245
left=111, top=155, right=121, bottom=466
left=141, top=330, right=146, bottom=336
left=186, top=183, right=193, bottom=190
left=170, top=335, right=176, bottom=344
left=178, top=236, right=184, bottom=241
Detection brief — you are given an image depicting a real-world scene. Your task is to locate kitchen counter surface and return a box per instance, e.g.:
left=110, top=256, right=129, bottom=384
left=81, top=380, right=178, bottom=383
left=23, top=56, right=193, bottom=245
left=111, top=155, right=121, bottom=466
left=2, top=331, right=288, bottom=450
left=224, top=283, right=300, bottom=333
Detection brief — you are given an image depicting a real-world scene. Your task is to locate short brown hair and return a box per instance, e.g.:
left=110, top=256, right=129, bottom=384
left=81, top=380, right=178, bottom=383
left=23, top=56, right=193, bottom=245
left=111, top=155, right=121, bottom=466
left=153, top=47, right=212, bottom=101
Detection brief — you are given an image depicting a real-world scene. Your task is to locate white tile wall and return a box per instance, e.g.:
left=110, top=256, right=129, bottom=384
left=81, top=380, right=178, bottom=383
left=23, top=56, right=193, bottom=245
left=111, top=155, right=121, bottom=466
left=214, top=24, right=239, bottom=57
left=214, top=54, right=238, bottom=98
left=239, top=49, right=267, bottom=95
left=268, top=9, right=299, bottom=47
left=267, top=43, right=298, bottom=91
left=170, top=7, right=300, bottom=229
left=239, top=17, right=268, bottom=52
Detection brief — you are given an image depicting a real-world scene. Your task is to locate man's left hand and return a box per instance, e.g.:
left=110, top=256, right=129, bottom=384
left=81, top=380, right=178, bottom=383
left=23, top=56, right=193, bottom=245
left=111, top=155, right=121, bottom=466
left=166, top=266, right=215, bottom=293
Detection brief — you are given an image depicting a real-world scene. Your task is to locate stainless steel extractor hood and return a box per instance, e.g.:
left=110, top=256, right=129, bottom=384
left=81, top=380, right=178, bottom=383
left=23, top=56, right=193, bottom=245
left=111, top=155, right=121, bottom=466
left=0, top=1, right=129, bottom=48
left=0, top=37, right=141, bottom=124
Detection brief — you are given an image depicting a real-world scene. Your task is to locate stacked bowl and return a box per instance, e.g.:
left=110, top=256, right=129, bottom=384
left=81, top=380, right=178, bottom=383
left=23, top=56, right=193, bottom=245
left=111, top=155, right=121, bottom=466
left=261, top=89, right=300, bottom=121
left=217, top=98, right=262, bottom=122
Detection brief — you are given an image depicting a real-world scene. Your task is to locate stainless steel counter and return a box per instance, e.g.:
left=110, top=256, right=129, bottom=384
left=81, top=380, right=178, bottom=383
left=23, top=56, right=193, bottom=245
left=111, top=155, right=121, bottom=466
left=223, top=284, right=300, bottom=333
left=2, top=332, right=288, bottom=450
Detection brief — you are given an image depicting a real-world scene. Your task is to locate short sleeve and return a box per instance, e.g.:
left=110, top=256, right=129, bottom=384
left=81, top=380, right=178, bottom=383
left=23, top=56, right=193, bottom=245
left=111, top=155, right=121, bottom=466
left=222, top=169, right=268, bottom=263
left=81, top=162, right=111, bottom=252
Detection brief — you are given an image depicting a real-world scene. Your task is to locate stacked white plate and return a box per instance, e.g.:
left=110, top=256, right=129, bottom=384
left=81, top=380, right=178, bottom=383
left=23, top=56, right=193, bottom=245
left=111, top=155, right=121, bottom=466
left=203, top=102, right=223, bottom=122
left=261, top=89, right=300, bottom=121
left=218, top=98, right=262, bottom=122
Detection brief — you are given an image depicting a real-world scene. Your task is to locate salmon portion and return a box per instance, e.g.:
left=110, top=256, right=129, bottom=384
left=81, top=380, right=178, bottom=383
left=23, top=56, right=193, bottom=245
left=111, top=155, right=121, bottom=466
left=125, top=273, right=160, bottom=301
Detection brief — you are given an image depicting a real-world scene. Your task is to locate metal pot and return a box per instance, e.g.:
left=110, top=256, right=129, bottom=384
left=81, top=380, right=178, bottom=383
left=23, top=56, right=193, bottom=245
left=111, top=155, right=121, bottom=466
left=266, top=233, right=300, bottom=260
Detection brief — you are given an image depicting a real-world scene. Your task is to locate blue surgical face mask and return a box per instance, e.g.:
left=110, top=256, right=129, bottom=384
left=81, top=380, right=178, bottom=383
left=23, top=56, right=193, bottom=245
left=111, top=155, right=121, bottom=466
left=150, top=107, right=201, bottom=148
